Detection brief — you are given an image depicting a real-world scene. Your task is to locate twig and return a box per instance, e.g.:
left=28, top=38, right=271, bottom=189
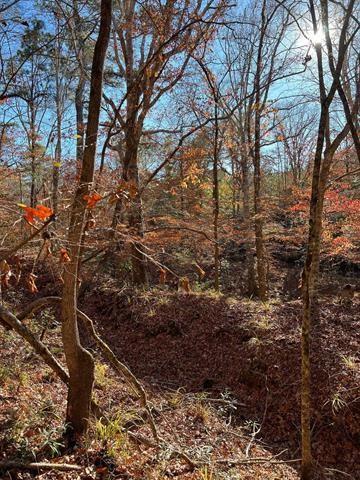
left=215, top=457, right=301, bottom=465
left=82, top=248, right=106, bottom=264
left=170, top=449, right=198, bottom=469
left=245, top=378, right=269, bottom=457
left=324, top=467, right=354, bottom=478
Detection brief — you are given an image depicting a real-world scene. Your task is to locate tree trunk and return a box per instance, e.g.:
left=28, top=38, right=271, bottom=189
left=241, top=149, right=256, bottom=296
left=73, top=0, right=86, bottom=168
left=253, top=146, right=267, bottom=301
left=124, top=134, right=148, bottom=285
left=29, top=102, right=37, bottom=208
left=61, top=0, right=111, bottom=438
left=213, top=101, right=220, bottom=291
left=251, top=0, right=268, bottom=301
left=75, top=76, right=85, bottom=166
left=52, top=18, right=62, bottom=215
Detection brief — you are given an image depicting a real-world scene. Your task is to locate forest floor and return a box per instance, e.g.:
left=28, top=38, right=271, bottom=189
left=0, top=257, right=359, bottom=479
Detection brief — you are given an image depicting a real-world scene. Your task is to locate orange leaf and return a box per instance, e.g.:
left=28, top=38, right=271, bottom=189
left=59, top=248, right=71, bottom=263
left=25, top=273, right=38, bottom=293
left=83, top=192, right=102, bottom=208
left=34, top=205, right=53, bottom=220
left=159, top=268, right=167, bottom=285
left=19, top=204, right=53, bottom=223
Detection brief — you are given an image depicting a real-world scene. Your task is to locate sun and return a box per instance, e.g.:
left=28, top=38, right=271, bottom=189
left=309, top=26, right=325, bottom=46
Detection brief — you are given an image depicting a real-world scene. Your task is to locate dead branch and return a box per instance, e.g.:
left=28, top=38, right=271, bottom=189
left=0, top=303, right=68, bottom=383
left=0, top=461, right=82, bottom=472
left=17, top=296, right=60, bottom=321
left=169, top=449, right=197, bottom=469
left=216, top=448, right=300, bottom=466
left=76, top=308, right=160, bottom=444
left=127, top=431, right=158, bottom=448
left=0, top=215, right=56, bottom=262
left=216, top=457, right=301, bottom=465
left=127, top=432, right=197, bottom=469
left=132, top=243, right=178, bottom=279
left=0, top=302, right=103, bottom=420
left=326, top=166, right=360, bottom=190
left=17, top=296, right=159, bottom=444
left=144, top=225, right=215, bottom=243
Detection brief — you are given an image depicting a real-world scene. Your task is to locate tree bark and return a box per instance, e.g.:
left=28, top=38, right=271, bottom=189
left=241, top=149, right=256, bottom=296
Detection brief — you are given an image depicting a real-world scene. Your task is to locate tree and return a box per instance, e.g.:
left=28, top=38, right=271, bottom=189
left=104, top=0, right=226, bottom=284
left=10, top=20, right=53, bottom=207
left=61, top=0, right=112, bottom=438
left=224, top=0, right=293, bottom=299
left=294, top=0, right=360, bottom=477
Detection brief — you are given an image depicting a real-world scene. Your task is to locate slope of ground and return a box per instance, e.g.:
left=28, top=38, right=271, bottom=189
left=0, top=294, right=301, bottom=480
left=83, top=285, right=360, bottom=479
left=0, top=261, right=359, bottom=479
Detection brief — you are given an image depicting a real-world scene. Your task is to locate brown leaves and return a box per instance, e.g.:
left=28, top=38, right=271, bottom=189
left=178, top=276, right=191, bottom=293
left=0, top=256, right=22, bottom=290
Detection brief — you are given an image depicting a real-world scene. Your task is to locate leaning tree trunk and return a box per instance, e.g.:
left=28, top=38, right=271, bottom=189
left=61, top=0, right=111, bottom=438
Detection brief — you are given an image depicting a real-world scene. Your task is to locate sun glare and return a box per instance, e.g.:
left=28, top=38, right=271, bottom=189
left=309, top=26, right=325, bottom=45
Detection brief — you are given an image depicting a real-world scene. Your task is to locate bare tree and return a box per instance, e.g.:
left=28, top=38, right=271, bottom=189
left=61, top=0, right=112, bottom=438
left=294, top=0, right=360, bottom=477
